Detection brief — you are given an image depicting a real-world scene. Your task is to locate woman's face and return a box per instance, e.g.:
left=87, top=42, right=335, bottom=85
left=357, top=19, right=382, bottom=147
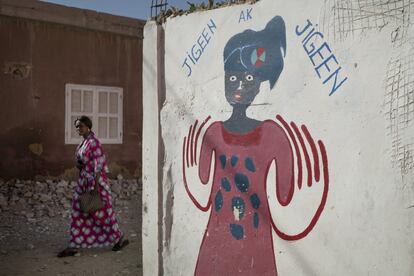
left=225, top=71, right=261, bottom=107
left=75, top=121, right=90, bottom=136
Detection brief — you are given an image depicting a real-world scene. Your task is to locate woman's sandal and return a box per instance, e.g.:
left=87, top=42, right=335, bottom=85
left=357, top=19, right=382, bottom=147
left=112, top=236, right=129, bottom=251
left=57, top=248, right=78, bottom=258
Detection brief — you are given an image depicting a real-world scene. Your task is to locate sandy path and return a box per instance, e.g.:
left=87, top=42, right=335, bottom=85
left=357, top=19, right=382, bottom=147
left=0, top=193, right=142, bottom=276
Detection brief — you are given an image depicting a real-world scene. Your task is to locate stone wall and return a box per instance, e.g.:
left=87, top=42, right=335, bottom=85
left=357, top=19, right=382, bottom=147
left=0, top=178, right=141, bottom=221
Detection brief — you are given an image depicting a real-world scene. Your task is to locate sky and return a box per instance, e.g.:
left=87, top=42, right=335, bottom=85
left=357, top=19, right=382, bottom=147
left=41, top=0, right=207, bottom=20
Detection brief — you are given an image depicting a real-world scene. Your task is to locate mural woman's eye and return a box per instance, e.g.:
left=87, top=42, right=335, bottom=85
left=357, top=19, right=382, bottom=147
left=229, top=76, right=237, bottom=82
left=245, top=74, right=254, bottom=81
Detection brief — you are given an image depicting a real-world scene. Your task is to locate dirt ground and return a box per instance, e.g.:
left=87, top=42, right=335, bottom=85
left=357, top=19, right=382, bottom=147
left=0, top=193, right=142, bottom=276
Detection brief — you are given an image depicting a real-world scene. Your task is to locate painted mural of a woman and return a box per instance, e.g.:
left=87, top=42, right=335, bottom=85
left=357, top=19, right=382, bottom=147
left=183, top=16, right=329, bottom=275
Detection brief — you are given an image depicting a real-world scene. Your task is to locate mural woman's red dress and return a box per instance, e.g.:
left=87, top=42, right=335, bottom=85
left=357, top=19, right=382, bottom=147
left=195, top=120, right=294, bottom=276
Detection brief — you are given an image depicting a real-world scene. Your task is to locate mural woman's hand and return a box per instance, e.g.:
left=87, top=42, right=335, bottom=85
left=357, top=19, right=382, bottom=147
left=268, top=115, right=329, bottom=241
left=182, top=116, right=215, bottom=212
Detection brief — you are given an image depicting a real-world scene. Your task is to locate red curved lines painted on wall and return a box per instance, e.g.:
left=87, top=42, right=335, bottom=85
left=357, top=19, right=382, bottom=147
left=190, top=120, right=198, bottom=166
left=302, top=124, right=320, bottom=182
left=186, top=125, right=192, bottom=169
left=194, top=116, right=211, bottom=165
left=271, top=138, right=329, bottom=241
left=182, top=116, right=212, bottom=212
left=276, top=115, right=303, bottom=189
left=290, top=121, right=313, bottom=187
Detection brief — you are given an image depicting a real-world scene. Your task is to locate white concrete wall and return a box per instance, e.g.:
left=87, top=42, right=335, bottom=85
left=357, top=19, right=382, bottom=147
left=142, top=20, right=159, bottom=276
left=143, top=1, right=414, bottom=275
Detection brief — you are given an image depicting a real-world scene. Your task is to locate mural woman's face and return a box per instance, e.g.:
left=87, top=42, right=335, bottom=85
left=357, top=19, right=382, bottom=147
left=225, top=71, right=261, bottom=107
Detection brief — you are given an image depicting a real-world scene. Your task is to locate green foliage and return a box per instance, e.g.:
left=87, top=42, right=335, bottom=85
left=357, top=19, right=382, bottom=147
left=186, top=1, right=197, bottom=12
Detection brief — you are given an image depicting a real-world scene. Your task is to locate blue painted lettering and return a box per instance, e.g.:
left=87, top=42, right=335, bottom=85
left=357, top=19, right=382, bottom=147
left=296, top=19, right=348, bottom=95
left=181, top=19, right=217, bottom=77
left=303, top=31, right=324, bottom=55
left=182, top=58, right=192, bottom=77
left=295, top=19, right=312, bottom=36
left=323, top=67, right=348, bottom=96
left=191, top=44, right=202, bottom=62
left=301, top=27, right=315, bottom=44
left=246, top=8, right=252, bottom=20
left=315, top=54, right=338, bottom=78
left=187, top=51, right=196, bottom=65
left=238, top=8, right=253, bottom=23
left=309, top=42, right=332, bottom=67
left=201, top=28, right=211, bottom=44
left=207, top=18, right=216, bottom=34
left=239, top=11, right=245, bottom=23
left=197, top=35, right=207, bottom=52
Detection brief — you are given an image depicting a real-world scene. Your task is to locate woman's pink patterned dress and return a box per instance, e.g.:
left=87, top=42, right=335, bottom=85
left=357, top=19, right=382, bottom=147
left=69, top=132, right=123, bottom=248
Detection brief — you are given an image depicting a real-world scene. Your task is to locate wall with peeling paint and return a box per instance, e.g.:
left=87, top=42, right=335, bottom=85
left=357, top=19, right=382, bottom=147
left=0, top=1, right=144, bottom=179
left=143, top=0, right=414, bottom=275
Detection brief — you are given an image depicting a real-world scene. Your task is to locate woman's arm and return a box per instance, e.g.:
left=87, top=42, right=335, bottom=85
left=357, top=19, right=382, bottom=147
left=182, top=117, right=215, bottom=212
left=266, top=118, right=329, bottom=241
left=267, top=121, right=295, bottom=206
left=90, top=137, right=106, bottom=188
left=270, top=140, right=329, bottom=241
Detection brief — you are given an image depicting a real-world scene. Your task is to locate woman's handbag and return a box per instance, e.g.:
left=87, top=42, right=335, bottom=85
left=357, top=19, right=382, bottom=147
left=79, top=179, right=104, bottom=213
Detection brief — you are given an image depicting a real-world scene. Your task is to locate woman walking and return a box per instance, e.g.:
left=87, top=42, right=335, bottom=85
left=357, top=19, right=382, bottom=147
left=58, top=116, right=128, bottom=257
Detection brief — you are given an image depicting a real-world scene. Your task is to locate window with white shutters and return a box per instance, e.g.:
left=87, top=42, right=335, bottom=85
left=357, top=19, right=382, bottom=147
left=65, top=84, right=123, bottom=144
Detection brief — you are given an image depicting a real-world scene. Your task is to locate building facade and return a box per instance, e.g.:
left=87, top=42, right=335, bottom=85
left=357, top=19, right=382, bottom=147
left=0, top=0, right=145, bottom=179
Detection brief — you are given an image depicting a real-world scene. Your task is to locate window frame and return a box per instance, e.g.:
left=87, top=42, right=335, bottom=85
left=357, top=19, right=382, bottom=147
left=65, top=83, right=123, bottom=145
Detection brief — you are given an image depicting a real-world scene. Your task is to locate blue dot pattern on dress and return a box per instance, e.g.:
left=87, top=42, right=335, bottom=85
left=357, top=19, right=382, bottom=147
left=231, top=197, right=245, bottom=220
left=245, top=157, right=256, bottom=172
left=230, top=223, right=244, bottom=240
left=253, top=212, right=259, bottom=228
left=215, top=191, right=223, bottom=212
left=219, top=155, right=226, bottom=169
left=231, top=155, right=239, bottom=167
left=234, top=173, right=249, bottom=193
left=249, top=193, right=261, bottom=209
left=221, top=177, right=231, bottom=192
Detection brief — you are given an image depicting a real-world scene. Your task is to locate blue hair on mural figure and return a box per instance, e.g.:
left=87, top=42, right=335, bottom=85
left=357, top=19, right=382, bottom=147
left=223, top=16, right=286, bottom=89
